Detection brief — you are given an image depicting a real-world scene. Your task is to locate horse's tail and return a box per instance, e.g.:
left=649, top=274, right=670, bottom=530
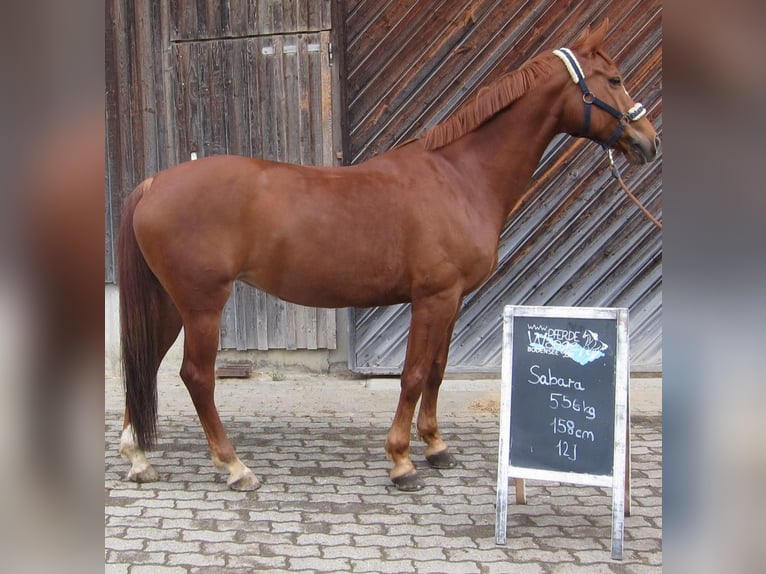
left=117, top=177, right=161, bottom=451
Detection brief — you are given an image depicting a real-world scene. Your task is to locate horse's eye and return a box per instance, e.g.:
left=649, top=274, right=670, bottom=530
left=609, top=76, right=622, bottom=87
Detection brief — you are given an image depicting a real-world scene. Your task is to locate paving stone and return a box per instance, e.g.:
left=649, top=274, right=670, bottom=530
left=483, top=563, right=546, bottom=574
left=104, top=537, right=144, bottom=552
left=322, top=545, right=382, bottom=560
left=549, top=564, right=615, bottom=573
left=180, top=529, right=237, bottom=542
left=107, top=550, right=167, bottom=565
left=226, top=554, right=289, bottom=570
left=383, top=545, right=446, bottom=561
left=349, top=558, right=415, bottom=573
left=166, top=552, right=227, bottom=567
left=131, top=567, right=188, bottom=574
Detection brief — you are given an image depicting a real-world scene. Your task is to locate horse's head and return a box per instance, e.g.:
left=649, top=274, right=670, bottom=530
left=555, top=20, right=660, bottom=165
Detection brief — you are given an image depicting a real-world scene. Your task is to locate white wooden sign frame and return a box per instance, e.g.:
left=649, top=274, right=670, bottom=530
left=494, top=305, right=630, bottom=560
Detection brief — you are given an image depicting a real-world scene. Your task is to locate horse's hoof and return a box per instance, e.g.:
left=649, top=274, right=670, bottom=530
left=391, top=470, right=424, bottom=492
left=128, top=464, right=159, bottom=483
left=228, top=470, right=261, bottom=492
left=426, top=448, right=458, bottom=469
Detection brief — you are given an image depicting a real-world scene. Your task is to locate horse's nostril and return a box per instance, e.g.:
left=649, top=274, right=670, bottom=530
left=653, top=135, right=661, bottom=155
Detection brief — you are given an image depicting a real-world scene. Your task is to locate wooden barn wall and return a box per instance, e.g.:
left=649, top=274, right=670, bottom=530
left=106, top=0, right=338, bottom=351
left=344, top=0, right=663, bottom=373
left=106, top=0, right=174, bottom=283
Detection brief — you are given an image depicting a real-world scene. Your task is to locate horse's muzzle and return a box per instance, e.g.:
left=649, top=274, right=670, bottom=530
left=625, top=130, right=661, bottom=165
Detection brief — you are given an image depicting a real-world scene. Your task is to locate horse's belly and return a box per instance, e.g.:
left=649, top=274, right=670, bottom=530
left=238, top=260, right=410, bottom=309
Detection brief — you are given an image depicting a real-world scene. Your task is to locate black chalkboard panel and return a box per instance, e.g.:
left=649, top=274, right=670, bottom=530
left=509, top=315, right=618, bottom=476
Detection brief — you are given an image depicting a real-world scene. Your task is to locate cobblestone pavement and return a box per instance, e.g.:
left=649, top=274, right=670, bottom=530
left=105, top=375, right=661, bottom=573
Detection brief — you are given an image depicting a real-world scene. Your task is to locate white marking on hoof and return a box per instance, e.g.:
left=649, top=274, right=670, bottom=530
left=212, top=454, right=261, bottom=491
left=228, top=468, right=261, bottom=491
left=119, top=425, right=159, bottom=483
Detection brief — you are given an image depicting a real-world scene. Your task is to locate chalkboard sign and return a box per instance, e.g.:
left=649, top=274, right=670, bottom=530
left=509, top=314, right=617, bottom=475
left=495, top=306, right=629, bottom=560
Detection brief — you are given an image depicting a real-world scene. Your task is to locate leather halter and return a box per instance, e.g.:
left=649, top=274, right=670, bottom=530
left=552, top=48, right=647, bottom=149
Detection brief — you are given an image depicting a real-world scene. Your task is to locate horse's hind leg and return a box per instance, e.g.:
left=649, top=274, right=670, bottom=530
left=179, top=311, right=260, bottom=491
left=120, top=295, right=182, bottom=482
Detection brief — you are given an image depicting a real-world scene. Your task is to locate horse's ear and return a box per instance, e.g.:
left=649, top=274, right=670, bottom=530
left=573, top=18, right=609, bottom=54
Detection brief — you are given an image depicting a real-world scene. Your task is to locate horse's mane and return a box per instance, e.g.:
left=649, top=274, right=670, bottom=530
left=422, top=54, right=558, bottom=151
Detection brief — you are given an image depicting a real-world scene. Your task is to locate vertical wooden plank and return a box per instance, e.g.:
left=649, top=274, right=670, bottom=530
left=317, top=29, right=337, bottom=348
left=228, top=0, right=248, bottom=37
left=105, top=0, right=120, bottom=282
left=178, top=0, right=198, bottom=40
left=242, top=284, right=260, bottom=350
left=282, top=0, right=297, bottom=33
left=255, top=289, right=270, bottom=350
left=258, top=35, right=280, bottom=158
left=321, top=0, right=333, bottom=31
left=196, top=42, right=211, bottom=156
left=194, top=42, right=207, bottom=158
left=274, top=34, right=297, bottom=349
left=267, top=293, right=287, bottom=349
left=319, top=30, right=334, bottom=167
left=156, top=0, right=176, bottom=169
left=245, top=38, right=263, bottom=158
left=166, top=0, right=180, bottom=40
left=283, top=35, right=301, bottom=164
left=295, top=0, right=308, bottom=31
left=297, top=33, right=316, bottom=164
left=514, top=479, right=527, bottom=504
left=255, top=0, right=273, bottom=36
left=208, top=40, right=229, bottom=156
left=294, top=33, right=319, bottom=349
left=307, top=31, right=323, bottom=166
left=171, top=44, right=191, bottom=160
left=254, top=35, right=283, bottom=349
left=224, top=39, right=250, bottom=157
left=113, top=0, right=134, bottom=197
left=307, top=0, right=323, bottom=31
left=217, top=0, right=231, bottom=36
left=220, top=288, right=238, bottom=349
left=247, top=0, right=260, bottom=36
left=282, top=33, right=312, bottom=350
left=134, top=1, right=158, bottom=176
left=232, top=281, right=248, bottom=350
left=195, top=0, right=209, bottom=37
left=270, top=0, right=284, bottom=35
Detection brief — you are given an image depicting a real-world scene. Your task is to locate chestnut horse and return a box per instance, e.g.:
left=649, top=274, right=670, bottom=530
left=118, top=21, right=659, bottom=491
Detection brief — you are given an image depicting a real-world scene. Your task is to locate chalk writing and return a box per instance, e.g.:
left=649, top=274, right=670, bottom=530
left=550, top=417, right=596, bottom=441
left=526, top=323, right=608, bottom=365
left=548, top=392, right=596, bottom=420
left=528, top=364, right=585, bottom=391
left=555, top=439, right=578, bottom=461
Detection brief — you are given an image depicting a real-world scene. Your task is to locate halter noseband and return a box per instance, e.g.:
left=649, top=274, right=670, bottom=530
left=552, top=48, right=646, bottom=149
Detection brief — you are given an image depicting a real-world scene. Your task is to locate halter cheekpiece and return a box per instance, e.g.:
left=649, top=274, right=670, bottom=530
left=552, top=48, right=646, bottom=149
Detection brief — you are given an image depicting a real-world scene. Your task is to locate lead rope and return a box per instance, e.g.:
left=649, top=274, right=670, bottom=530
left=607, top=149, right=662, bottom=231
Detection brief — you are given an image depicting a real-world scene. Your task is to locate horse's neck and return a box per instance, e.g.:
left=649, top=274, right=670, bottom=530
left=437, top=85, right=565, bottom=230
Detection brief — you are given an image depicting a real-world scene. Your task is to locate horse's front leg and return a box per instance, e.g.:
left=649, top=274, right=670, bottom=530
left=416, top=309, right=461, bottom=470
left=385, top=291, right=462, bottom=491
